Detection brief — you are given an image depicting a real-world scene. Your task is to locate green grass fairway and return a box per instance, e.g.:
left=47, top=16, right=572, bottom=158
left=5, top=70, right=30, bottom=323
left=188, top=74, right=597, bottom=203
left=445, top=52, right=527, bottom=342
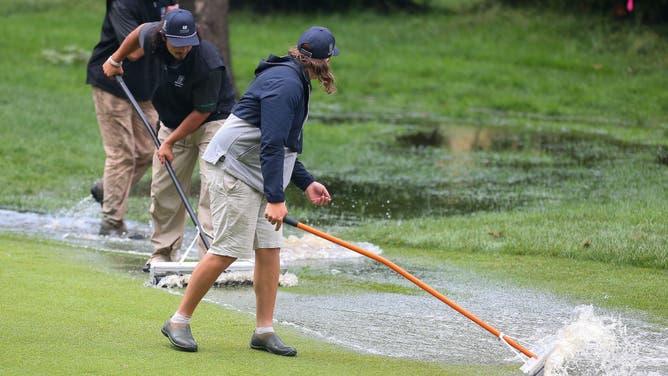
left=0, top=233, right=516, bottom=376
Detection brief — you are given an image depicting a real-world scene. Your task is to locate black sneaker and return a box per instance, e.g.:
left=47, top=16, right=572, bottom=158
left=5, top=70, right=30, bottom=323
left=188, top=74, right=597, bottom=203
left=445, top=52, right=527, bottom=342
left=91, top=179, right=103, bottom=205
left=161, top=319, right=198, bottom=352
left=250, top=332, right=297, bottom=356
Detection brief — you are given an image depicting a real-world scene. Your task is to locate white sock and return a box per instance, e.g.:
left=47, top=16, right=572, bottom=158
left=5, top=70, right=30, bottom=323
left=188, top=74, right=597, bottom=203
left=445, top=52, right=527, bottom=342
left=255, top=326, right=274, bottom=335
left=171, top=312, right=191, bottom=325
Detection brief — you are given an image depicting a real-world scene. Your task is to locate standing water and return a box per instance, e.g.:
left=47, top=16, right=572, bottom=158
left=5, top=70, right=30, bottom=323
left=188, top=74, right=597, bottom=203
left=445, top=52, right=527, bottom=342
left=1, top=204, right=665, bottom=375
left=202, top=267, right=667, bottom=375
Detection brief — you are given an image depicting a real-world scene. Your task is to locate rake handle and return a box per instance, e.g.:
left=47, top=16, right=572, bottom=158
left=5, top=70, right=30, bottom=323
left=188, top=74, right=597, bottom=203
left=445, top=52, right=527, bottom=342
left=115, top=75, right=210, bottom=250
left=283, top=216, right=537, bottom=359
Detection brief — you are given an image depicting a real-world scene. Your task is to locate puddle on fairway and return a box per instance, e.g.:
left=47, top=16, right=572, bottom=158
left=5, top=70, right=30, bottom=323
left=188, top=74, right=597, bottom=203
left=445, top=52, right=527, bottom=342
left=0, top=201, right=154, bottom=257
left=0, top=205, right=378, bottom=264
left=199, top=266, right=667, bottom=375
left=287, top=124, right=661, bottom=224
left=1, top=207, right=667, bottom=374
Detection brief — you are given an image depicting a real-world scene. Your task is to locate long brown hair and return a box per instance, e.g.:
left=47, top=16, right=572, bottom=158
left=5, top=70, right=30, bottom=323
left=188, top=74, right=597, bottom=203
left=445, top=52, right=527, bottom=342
left=289, top=47, right=336, bottom=94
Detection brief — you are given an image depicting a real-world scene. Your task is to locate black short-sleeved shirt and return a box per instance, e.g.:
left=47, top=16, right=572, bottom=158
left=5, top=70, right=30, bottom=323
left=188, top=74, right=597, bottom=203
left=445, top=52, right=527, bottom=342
left=139, top=22, right=237, bottom=129
left=86, top=0, right=175, bottom=100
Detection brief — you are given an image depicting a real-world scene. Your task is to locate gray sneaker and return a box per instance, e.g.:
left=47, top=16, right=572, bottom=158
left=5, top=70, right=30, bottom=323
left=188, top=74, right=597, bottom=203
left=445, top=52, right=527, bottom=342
left=90, top=179, right=103, bottom=205
left=250, top=332, right=297, bottom=356
left=161, top=319, right=198, bottom=352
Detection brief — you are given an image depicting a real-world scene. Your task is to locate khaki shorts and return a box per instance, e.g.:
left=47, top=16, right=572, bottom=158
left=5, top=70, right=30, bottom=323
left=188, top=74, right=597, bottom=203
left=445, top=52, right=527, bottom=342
left=204, top=161, right=282, bottom=259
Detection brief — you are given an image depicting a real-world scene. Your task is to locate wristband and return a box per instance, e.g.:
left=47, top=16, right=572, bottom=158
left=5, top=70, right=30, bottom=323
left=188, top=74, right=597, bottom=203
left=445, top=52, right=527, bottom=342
left=107, top=56, right=122, bottom=68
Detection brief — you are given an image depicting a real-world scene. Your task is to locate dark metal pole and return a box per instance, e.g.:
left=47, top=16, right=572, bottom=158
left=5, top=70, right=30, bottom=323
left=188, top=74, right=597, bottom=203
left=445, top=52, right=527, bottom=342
left=116, top=75, right=210, bottom=249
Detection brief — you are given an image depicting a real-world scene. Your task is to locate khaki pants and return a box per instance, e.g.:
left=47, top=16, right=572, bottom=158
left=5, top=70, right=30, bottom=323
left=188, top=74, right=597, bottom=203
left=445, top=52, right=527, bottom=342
left=92, top=87, right=157, bottom=226
left=149, top=119, right=224, bottom=261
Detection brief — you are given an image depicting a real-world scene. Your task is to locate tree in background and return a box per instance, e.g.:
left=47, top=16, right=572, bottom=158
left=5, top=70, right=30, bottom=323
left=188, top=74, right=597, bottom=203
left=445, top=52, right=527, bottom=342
left=229, top=0, right=428, bottom=13
left=178, top=0, right=235, bottom=92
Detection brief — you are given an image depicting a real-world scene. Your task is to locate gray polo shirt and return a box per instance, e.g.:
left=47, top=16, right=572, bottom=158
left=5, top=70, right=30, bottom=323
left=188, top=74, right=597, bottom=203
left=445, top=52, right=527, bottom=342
left=202, top=114, right=297, bottom=195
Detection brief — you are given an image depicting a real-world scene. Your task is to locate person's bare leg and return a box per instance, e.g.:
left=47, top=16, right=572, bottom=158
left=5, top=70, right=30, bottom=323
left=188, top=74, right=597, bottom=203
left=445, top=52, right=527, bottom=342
left=254, top=248, right=280, bottom=327
left=249, top=247, right=296, bottom=356
left=177, top=253, right=236, bottom=317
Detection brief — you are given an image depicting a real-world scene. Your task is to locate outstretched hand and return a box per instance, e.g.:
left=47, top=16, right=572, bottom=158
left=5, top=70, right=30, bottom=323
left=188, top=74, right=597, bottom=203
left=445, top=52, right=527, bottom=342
left=264, top=183, right=330, bottom=231
left=305, top=182, right=331, bottom=206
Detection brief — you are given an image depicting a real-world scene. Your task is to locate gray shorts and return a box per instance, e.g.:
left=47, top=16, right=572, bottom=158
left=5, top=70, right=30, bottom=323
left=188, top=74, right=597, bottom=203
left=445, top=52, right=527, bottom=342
left=204, top=161, right=282, bottom=259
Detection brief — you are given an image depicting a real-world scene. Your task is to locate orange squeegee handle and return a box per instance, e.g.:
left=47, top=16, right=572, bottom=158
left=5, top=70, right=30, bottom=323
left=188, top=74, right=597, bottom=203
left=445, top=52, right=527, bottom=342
left=283, top=216, right=537, bottom=359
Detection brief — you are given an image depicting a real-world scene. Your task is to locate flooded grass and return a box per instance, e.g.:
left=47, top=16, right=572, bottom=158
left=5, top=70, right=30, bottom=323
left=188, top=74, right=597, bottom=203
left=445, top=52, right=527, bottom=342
left=287, top=122, right=664, bottom=228
left=1, top=119, right=666, bottom=373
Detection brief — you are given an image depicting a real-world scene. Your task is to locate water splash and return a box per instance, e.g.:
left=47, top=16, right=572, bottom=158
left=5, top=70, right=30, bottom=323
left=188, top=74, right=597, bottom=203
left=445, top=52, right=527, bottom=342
left=281, top=233, right=382, bottom=261
left=0, top=208, right=380, bottom=262
left=539, top=305, right=665, bottom=376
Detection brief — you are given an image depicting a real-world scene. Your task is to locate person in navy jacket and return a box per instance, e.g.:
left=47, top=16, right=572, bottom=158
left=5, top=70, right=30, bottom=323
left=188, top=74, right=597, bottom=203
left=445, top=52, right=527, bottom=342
left=161, top=26, right=339, bottom=356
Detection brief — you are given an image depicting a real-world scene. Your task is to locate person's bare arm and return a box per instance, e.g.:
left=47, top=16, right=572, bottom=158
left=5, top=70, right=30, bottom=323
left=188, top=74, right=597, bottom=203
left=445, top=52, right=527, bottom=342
left=102, top=25, right=144, bottom=77
left=156, top=110, right=211, bottom=164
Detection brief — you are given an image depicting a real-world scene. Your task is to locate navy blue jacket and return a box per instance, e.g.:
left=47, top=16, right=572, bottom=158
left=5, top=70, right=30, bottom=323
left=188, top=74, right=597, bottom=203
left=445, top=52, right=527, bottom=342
left=232, top=55, right=314, bottom=203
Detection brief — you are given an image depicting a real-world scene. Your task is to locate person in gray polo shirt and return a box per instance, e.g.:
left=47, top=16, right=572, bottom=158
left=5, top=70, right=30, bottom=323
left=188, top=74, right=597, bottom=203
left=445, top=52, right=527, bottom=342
left=160, top=26, right=339, bottom=356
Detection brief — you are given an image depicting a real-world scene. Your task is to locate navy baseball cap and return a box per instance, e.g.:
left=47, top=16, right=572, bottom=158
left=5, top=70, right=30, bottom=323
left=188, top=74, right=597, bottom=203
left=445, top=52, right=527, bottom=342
left=298, top=26, right=340, bottom=59
left=162, top=9, right=199, bottom=47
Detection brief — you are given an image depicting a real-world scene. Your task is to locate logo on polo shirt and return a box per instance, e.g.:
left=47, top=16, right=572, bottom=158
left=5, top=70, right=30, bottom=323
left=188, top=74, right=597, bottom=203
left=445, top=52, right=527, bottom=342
left=174, top=75, right=185, bottom=87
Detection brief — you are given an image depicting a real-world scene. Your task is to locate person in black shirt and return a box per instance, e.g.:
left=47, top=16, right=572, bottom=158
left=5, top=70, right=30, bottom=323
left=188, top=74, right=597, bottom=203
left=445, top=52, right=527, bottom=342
left=87, top=0, right=178, bottom=237
left=103, top=9, right=237, bottom=268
